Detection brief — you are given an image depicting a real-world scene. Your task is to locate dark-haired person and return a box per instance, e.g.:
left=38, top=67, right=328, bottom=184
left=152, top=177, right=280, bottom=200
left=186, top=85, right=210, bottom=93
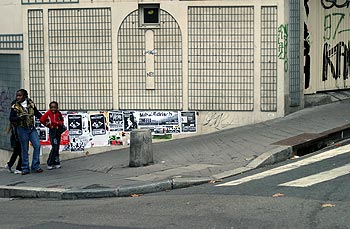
left=9, top=89, right=43, bottom=175
left=40, top=101, right=64, bottom=170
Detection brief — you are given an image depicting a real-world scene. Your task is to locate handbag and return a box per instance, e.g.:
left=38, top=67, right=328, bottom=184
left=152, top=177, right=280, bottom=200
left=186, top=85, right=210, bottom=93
left=58, top=125, right=67, bottom=135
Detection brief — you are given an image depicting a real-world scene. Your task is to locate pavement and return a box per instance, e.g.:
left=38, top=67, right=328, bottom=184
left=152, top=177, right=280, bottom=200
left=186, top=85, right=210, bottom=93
left=1, top=92, right=350, bottom=200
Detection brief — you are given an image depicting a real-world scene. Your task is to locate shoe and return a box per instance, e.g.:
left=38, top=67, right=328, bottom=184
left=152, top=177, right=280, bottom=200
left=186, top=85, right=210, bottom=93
left=5, top=164, right=13, bottom=173
left=35, top=168, right=43, bottom=173
left=22, top=171, right=30, bottom=175
left=47, top=165, right=54, bottom=170
left=14, top=170, right=22, bottom=174
left=54, top=164, right=61, bottom=169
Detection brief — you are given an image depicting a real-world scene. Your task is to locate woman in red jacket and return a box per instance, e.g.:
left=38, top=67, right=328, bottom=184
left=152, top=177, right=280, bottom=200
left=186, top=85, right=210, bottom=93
left=40, top=101, right=65, bottom=170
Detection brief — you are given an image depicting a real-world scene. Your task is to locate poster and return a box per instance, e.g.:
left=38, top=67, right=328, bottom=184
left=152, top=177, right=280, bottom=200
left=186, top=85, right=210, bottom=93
left=90, top=113, right=106, bottom=136
left=136, top=111, right=180, bottom=135
left=68, top=114, right=83, bottom=135
left=180, top=111, right=197, bottom=133
left=89, top=112, right=108, bottom=147
left=123, top=111, right=138, bottom=131
left=67, top=113, right=92, bottom=151
left=108, top=111, right=123, bottom=131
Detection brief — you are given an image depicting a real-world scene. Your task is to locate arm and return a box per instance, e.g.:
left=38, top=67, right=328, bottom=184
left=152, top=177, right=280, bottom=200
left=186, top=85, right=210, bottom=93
left=39, top=111, right=49, bottom=126
left=57, top=112, right=64, bottom=126
left=9, top=108, right=21, bottom=123
left=34, top=106, right=43, bottom=120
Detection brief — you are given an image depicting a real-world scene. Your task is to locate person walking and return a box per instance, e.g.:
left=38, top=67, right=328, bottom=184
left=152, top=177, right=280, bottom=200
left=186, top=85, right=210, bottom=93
left=9, top=89, right=43, bottom=175
left=4, top=123, right=22, bottom=174
left=40, top=101, right=65, bottom=170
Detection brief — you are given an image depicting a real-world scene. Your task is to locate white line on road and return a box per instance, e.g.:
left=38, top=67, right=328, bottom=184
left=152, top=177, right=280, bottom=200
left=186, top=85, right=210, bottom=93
left=278, top=164, right=350, bottom=187
left=216, top=144, right=350, bottom=187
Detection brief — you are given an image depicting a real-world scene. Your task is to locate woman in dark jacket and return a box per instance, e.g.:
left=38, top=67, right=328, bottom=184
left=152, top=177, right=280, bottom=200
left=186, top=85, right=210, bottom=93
left=9, top=89, right=43, bottom=175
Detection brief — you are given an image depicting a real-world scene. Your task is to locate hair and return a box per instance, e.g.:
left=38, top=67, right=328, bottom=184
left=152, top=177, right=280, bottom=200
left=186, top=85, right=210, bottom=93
left=49, top=101, right=59, bottom=108
left=16, top=89, right=28, bottom=98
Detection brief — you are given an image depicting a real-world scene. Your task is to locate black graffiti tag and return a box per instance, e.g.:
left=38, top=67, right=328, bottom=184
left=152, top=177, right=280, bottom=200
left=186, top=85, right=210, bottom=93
left=321, top=0, right=350, bottom=9
left=322, top=41, right=350, bottom=81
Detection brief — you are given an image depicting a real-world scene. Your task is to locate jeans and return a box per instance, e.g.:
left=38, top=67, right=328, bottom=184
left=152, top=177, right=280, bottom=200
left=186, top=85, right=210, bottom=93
left=17, top=126, right=41, bottom=172
left=47, top=128, right=61, bottom=166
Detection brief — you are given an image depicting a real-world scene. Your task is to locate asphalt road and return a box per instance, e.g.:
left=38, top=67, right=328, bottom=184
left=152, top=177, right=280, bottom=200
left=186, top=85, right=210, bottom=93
left=1, top=145, right=350, bottom=229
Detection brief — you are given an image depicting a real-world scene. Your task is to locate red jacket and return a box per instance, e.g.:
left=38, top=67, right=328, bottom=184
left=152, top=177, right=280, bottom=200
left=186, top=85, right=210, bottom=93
left=40, top=110, right=64, bottom=129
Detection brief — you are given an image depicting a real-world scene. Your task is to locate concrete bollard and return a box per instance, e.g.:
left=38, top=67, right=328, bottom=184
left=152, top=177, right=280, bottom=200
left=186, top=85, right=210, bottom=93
left=129, top=129, right=153, bottom=167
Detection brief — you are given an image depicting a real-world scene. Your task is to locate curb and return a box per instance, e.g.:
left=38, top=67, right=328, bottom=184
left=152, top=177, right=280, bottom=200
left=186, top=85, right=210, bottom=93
left=0, top=177, right=211, bottom=200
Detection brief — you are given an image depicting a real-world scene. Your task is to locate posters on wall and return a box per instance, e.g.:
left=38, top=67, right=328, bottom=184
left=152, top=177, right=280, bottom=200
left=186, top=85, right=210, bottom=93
left=37, top=110, right=197, bottom=151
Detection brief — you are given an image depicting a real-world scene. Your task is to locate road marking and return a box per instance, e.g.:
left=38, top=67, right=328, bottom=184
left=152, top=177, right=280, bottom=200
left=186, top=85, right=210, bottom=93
left=216, top=144, right=350, bottom=187
left=278, top=164, right=350, bottom=187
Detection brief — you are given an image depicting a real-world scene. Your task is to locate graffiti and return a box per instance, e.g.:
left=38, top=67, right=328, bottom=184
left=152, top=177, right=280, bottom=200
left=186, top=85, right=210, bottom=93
left=305, top=0, right=310, bottom=17
left=146, top=71, right=154, bottom=77
left=324, top=13, right=350, bottom=41
left=304, top=23, right=311, bottom=89
left=321, top=0, right=350, bottom=9
left=278, top=24, right=288, bottom=72
left=0, top=87, right=13, bottom=113
left=144, top=49, right=157, bottom=55
left=322, top=41, right=350, bottom=81
left=203, top=112, right=233, bottom=130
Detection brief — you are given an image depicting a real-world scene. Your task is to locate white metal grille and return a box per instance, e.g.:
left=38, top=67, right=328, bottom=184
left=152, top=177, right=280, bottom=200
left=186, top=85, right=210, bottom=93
left=261, top=6, right=278, bottom=111
left=188, top=6, right=255, bottom=111
left=28, top=9, right=46, bottom=110
left=48, top=8, right=113, bottom=110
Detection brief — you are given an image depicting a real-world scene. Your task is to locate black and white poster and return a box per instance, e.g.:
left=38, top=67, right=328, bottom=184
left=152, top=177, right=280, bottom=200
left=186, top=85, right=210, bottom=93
left=108, top=111, right=123, bottom=131
left=123, top=111, right=138, bottom=131
left=180, top=111, right=197, bottom=133
left=35, top=111, right=47, bottom=141
left=67, top=114, right=83, bottom=135
left=136, top=111, right=180, bottom=135
left=90, top=113, right=106, bottom=136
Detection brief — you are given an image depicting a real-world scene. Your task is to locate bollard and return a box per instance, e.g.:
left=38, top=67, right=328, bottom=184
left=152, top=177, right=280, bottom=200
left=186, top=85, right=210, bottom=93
left=129, top=129, right=153, bottom=167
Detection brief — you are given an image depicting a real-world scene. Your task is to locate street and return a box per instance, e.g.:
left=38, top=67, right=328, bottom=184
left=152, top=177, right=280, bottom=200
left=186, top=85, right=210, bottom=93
left=1, top=144, right=350, bottom=229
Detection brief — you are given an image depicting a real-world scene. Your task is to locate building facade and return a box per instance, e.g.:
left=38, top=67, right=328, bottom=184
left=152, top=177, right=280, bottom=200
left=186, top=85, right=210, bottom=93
left=0, top=0, right=304, bottom=153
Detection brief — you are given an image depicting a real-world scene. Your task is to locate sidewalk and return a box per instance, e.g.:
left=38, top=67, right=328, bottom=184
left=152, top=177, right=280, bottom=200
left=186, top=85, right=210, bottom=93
left=1, top=97, right=350, bottom=199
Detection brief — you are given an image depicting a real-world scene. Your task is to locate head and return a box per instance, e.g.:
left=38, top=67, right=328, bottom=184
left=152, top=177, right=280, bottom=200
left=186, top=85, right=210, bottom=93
left=16, top=89, right=28, bottom=103
left=49, top=101, right=59, bottom=113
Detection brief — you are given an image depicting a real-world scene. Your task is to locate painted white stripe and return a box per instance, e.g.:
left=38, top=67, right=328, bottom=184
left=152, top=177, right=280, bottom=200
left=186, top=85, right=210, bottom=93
left=216, top=144, right=350, bottom=187
left=278, top=164, right=350, bottom=187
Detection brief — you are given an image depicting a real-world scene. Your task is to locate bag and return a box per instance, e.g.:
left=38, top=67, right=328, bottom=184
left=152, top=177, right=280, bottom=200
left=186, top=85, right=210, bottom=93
left=57, top=125, right=67, bottom=135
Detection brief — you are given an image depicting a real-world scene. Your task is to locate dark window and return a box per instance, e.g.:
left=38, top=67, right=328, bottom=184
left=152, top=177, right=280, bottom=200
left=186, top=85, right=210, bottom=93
left=143, top=7, right=159, bottom=24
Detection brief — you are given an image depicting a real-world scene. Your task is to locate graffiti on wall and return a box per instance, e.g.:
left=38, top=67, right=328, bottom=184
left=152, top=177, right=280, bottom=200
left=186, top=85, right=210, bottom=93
left=324, top=13, right=350, bottom=41
left=322, top=41, right=350, bottom=81
left=322, top=5, right=350, bottom=82
left=321, top=0, right=350, bottom=9
left=203, top=112, right=234, bottom=130
left=278, top=24, right=288, bottom=72
left=304, top=23, right=311, bottom=89
left=0, top=87, right=13, bottom=113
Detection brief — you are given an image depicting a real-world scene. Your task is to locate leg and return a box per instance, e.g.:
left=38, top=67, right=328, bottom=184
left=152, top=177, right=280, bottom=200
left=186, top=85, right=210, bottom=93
left=7, top=150, right=18, bottom=168
left=47, top=129, right=58, bottom=166
left=29, top=128, right=41, bottom=171
left=16, top=127, right=30, bottom=173
left=14, top=143, right=22, bottom=171
left=53, top=132, right=62, bottom=166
